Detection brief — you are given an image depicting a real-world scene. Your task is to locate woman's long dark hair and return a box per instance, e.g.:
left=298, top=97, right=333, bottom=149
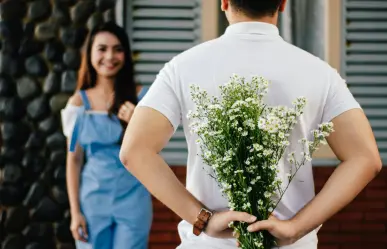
left=76, top=22, right=138, bottom=119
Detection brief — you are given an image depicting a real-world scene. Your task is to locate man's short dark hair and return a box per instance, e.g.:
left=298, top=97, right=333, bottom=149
left=229, top=0, right=283, bottom=18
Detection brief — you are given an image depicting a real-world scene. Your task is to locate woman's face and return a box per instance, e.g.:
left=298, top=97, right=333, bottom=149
left=91, top=31, right=125, bottom=78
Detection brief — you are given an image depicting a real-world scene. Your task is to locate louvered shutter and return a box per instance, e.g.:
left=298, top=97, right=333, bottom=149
left=126, top=0, right=202, bottom=165
left=342, top=0, right=387, bottom=164
left=315, top=0, right=387, bottom=166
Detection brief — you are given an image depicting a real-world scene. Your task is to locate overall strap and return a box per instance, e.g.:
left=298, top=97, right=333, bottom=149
left=79, top=90, right=91, bottom=110
left=69, top=115, right=81, bottom=152
left=137, top=86, right=149, bottom=101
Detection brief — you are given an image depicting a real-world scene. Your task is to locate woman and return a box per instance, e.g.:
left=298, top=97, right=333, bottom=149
left=61, top=22, right=152, bottom=249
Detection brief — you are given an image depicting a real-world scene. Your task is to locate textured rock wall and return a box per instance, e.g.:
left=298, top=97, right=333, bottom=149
left=0, top=1, right=117, bottom=248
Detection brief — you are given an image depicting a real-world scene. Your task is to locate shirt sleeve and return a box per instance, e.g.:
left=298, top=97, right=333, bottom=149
left=60, top=104, right=83, bottom=138
left=321, top=68, right=362, bottom=123
left=137, top=60, right=182, bottom=131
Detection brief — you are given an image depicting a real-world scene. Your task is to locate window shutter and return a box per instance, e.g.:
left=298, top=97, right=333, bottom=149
left=127, top=0, right=202, bottom=165
left=342, top=0, right=387, bottom=163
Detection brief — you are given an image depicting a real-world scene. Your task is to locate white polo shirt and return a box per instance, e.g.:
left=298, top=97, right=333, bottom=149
left=138, top=22, right=361, bottom=249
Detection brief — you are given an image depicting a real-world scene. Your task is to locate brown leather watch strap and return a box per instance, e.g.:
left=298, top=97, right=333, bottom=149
left=193, top=208, right=213, bottom=236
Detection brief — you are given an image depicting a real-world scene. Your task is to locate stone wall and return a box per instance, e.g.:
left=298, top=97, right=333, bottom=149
left=0, top=1, right=117, bottom=248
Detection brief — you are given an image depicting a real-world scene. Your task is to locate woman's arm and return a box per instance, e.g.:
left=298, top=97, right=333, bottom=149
left=62, top=93, right=89, bottom=242
left=66, top=142, right=84, bottom=215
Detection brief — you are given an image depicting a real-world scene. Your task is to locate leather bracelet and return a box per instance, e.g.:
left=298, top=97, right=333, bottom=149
left=193, top=208, right=213, bottom=236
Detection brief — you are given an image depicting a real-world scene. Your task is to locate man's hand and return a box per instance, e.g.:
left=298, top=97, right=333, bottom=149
left=245, top=215, right=298, bottom=247
left=205, top=210, right=257, bottom=238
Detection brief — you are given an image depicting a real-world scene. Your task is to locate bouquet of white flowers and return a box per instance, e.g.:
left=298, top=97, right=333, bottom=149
left=187, top=75, right=334, bottom=249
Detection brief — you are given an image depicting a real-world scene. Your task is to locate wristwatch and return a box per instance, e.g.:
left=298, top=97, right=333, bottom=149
left=193, top=208, right=213, bottom=236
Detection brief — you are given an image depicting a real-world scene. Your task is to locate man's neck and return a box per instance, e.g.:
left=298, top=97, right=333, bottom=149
left=228, top=14, right=279, bottom=26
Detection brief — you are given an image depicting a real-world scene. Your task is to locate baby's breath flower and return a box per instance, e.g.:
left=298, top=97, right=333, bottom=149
left=187, top=75, right=334, bottom=249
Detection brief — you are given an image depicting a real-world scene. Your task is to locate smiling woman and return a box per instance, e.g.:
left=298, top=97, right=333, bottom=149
left=60, top=22, right=153, bottom=249
left=90, top=33, right=124, bottom=77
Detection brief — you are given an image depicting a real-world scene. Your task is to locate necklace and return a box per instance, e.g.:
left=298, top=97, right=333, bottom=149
left=102, top=91, right=115, bottom=110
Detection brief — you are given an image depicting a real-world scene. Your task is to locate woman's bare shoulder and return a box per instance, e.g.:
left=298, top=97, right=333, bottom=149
left=68, top=92, right=83, bottom=106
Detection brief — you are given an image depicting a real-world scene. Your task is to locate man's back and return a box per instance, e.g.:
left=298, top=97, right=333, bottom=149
left=138, top=21, right=361, bottom=248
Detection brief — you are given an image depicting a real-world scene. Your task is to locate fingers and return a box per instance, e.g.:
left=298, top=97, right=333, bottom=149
left=71, top=226, right=86, bottom=242
left=227, top=211, right=257, bottom=224
left=70, top=220, right=88, bottom=242
left=125, top=101, right=135, bottom=109
left=117, top=110, right=126, bottom=121
left=118, top=102, right=135, bottom=122
left=121, top=101, right=135, bottom=111
left=245, top=213, right=278, bottom=232
left=80, top=221, right=89, bottom=239
left=212, top=228, right=235, bottom=238
left=247, top=219, right=274, bottom=232
left=269, top=213, right=279, bottom=221
left=70, top=227, right=80, bottom=241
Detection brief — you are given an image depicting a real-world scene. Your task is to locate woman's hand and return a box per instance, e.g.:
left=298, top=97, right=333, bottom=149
left=118, top=101, right=136, bottom=123
left=70, top=212, right=88, bottom=242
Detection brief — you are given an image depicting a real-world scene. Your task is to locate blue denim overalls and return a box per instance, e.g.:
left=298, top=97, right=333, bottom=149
left=70, top=90, right=152, bottom=249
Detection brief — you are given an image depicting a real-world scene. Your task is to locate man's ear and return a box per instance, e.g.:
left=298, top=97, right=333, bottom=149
left=279, top=0, right=288, bottom=12
left=221, top=0, right=230, bottom=12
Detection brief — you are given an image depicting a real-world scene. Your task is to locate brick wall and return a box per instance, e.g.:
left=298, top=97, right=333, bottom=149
left=149, top=167, right=387, bottom=249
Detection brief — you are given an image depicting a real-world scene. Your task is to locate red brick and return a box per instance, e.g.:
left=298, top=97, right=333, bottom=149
left=340, top=223, right=386, bottom=232
left=368, top=178, right=387, bottom=187
left=313, top=167, right=334, bottom=177
left=361, top=235, right=387, bottom=243
left=365, top=189, right=387, bottom=199
left=149, top=232, right=180, bottom=243
left=149, top=245, right=177, bottom=249
left=317, top=246, right=339, bottom=249
left=153, top=211, right=176, bottom=221
left=318, top=233, right=362, bottom=243
left=314, top=178, right=327, bottom=188
left=331, top=212, right=363, bottom=221
left=153, top=200, right=172, bottom=211
left=151, top=222, right=179, bottom=232
left=344, top=201, right=386, bottom=211
left=319, top=223, right=339, bottom=232
left=376, top=169, right=387, bottom=178
left=340, top=245, right=387, bottom=249
left=365, top=212, right=387, bottom=221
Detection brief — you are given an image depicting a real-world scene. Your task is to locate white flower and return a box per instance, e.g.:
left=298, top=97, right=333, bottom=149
left=281, top=140, right=290, bottom=146
left=187, top=74, right=334, bottom=249
left=258, top=118, right=266, bottom=129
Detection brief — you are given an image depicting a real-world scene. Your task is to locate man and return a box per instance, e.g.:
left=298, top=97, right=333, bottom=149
left=119, top=0, right=382, bottom=248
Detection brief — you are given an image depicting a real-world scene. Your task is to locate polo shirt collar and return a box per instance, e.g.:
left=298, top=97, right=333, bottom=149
left=225, top=21, right=280, bottom=36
